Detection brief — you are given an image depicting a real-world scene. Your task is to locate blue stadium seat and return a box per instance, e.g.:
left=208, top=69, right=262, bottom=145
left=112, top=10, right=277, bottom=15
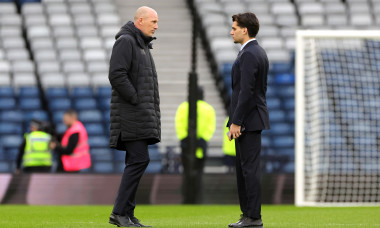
left=90, top=148, right=113, bottom=161
left=1, top=135, right=23, bottom=149
left=85, top=123, right=105, bottom=136
left=88, top=136, right=109, bottom=148
left=145, top=161, right=162, bottom=173
left=266, top=98, right=281, bottom=109
left=286, top=110, right=295, bottom=122
left=0, top=87, right=15, bottom=97
left=103, top=110, right=110, bottom=123
left=92, top=161, right=114, bottom=173
left=52, top=111, right=65, bottom=124
left=261, top=136, right=271, bottom=148
left=114, top=150, right=125, bottom=161
left=6, top=148, right=19, bottom=161
left=73, top=98, right=98, bottom=110
left=45, top=87, right=69, bottom=99
left=24, top=110, right=49, bottom=123
left=55, top=123, right=67, bottom=134
left=98, top=98, right=110, bottom=110
left=19, top=98, right=42, bottom=110
left=19, top=87, right=40, bottom=97
left=0, top=122, right=22, bottom=135
left=0, top=162, right=10, bottom=173
left=149, top=148, right=161, bottom=161
left=275, top=73, right=295, bottom=84
left=270, top=63, right=291, bottom=74
left=269, top=110, right=286, bottom=122
left=49, top=98, right=71, bottom=111
left=71, top=87, right=94, bottom=98
left=0, top=110, right=23, bottom=123
left=276, top=85, right=295, bottom=97
left=273, top=136, right=294, bottom=148
left=270, top=123, right=294, bottom=135
left=284, top=99, right=295, bottom=110
left=79, top=110, right=103, bottom=123
left=0, top=98, right=17, bottom=110
left=96, top=86, right=111, bottom=98
left=282, top=162, right=295, bottom=173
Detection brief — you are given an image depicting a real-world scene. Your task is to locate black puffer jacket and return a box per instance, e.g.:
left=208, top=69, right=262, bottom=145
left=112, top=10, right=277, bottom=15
left=108, top=21, right=161, bottom=150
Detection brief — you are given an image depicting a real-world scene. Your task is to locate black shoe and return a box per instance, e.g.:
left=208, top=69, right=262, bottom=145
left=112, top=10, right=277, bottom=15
left=229, top=215, right=263, bottom=228
left=229, top=214, right=247, bottom=227
left=130, top=216, right=152, bottom=227
left=109, top=213, right=140, bottom=227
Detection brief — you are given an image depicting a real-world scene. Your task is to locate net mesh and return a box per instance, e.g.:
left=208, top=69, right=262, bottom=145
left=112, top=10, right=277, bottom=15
left=302, top=37, right=380, bottom=204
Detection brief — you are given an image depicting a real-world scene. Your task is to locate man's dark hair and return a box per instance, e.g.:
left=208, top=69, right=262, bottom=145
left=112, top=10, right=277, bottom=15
left=232, top=12, right=260, bottom=38
left=64, top=109, right=78, bottom=117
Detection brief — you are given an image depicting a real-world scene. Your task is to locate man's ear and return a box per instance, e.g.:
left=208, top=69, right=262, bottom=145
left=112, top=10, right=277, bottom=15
left=138, top=17, right=143, bottom=25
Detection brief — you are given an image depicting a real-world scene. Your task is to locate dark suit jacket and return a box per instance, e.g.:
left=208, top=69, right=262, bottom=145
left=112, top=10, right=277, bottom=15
left=228, top=40, right=270, bottom=131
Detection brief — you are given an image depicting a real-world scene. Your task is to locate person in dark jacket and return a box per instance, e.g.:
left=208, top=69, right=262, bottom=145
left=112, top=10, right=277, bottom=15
left=227, top=13, right=270, bottom=228
left=108, top=6, right=160, bottom=228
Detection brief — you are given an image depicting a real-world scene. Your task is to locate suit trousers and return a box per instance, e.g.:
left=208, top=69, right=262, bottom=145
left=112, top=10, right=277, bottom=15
left=112, top=140, right=150, bottom=217
left=235, top=131, right=262, bottom=219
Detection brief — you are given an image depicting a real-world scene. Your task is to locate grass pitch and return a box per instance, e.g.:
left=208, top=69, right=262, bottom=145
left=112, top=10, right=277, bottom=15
left=0, top=205, right=379, bottom=227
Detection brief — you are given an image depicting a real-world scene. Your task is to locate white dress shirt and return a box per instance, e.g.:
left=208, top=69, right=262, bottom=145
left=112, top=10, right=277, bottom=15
left=240, top=38, right=256, bottom=51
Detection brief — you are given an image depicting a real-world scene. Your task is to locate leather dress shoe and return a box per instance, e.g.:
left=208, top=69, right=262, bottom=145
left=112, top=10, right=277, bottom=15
left=229, top=214, right=247, bottom=227
left=229, top=215, right=263, bottom=228
left=109, top=213, right=140, bottom=227
left=130, top=216, right=152, bottom=227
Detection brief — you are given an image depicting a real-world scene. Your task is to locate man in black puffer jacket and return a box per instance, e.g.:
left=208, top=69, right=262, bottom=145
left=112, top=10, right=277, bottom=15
left=108, top=6, right=160, bottom=228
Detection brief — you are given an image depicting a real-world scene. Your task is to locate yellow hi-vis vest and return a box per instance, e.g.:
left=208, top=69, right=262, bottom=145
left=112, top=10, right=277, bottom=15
left=175, top=100, right=216, bottom=159
left=23, top=131, right=52, bottom=167
left=223, top=118, right=236, bottom=156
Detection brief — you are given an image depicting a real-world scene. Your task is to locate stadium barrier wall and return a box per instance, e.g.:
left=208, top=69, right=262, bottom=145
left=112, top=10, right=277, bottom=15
left=0, top=174, right=294, bottom=205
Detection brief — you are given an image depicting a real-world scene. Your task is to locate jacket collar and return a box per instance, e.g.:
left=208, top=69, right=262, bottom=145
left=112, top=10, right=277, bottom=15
left=241, top=39, right=258, bottom=51
left=115, top=21, right=156, bottom=49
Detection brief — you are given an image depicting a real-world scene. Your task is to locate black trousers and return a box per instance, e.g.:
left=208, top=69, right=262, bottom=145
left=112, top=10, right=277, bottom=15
left=112, top=140, right=150, bottom=217
left=23, top=166, right=51, bottom=173
left=235, top=131, right=262, bottom=219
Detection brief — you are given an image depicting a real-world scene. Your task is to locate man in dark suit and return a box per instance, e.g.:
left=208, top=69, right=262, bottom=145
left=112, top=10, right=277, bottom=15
left=227, top=12, right=270, bottom=228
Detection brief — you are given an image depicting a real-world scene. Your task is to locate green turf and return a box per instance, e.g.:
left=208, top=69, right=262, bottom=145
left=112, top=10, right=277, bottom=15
left=0, top=205, right=379, bottom=227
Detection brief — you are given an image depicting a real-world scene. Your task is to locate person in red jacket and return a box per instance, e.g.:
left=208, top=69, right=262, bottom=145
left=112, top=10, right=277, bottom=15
left=52, top=109, right=91, bottom=173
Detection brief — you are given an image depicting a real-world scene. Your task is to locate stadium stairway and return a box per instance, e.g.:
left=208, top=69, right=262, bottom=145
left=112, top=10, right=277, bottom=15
left=115, top=0, right=226, bottom=169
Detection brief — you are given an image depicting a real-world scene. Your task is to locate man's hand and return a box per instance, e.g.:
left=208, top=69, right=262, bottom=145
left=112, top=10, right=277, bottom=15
left=229, top=123, right=241, bottom=141
left=49, top=141, right=57, bottom=150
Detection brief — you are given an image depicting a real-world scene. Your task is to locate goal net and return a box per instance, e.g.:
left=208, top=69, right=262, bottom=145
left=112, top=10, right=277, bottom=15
left=295, top=30, right=380, bottom=206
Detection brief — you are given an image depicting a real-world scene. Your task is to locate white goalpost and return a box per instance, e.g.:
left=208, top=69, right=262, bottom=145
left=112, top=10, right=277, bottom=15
left=295, top=30, right=380, bottom=206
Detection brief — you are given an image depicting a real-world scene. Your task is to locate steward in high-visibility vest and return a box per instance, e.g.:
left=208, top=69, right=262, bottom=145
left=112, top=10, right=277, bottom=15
left=175, top=87, right=215, bottom=204
left=23, top=131, right=52, bottom=168
left=223, top=117, right=236, bottom=173
left=175, top=100, right=216, bottom=159
left=223, top=118, right=236, bottom=157
left=54, top=110, right=91, bottom=172
left=16, top=119, right=53, bottom=173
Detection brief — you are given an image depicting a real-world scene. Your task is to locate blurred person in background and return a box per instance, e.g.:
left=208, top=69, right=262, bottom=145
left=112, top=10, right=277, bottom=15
left=223, top=117, right=236, bottom=173
left=108, top=6, right=160, bottom=227
left=16, top=119, right=53, bottom=173
left=51, top=109, right=91, bottom=173
left=227, top=12, right=270, bottom=228
left=175, top=86, right=216, bottom=204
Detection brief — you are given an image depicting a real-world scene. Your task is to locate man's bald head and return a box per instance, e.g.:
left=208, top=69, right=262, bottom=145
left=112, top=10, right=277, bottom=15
left=133, top=6, right=159, bottom=37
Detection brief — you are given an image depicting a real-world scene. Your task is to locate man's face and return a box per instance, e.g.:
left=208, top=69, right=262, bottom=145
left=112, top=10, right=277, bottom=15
left=63, top=114, right=74, bottom=127
left=139, top=12, right=159, bottom=37
left=230, top=21, right=245, bottom=44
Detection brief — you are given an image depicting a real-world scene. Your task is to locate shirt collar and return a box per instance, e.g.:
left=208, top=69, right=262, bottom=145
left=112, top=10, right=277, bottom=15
left=240, top=38, right=256, bottom=51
